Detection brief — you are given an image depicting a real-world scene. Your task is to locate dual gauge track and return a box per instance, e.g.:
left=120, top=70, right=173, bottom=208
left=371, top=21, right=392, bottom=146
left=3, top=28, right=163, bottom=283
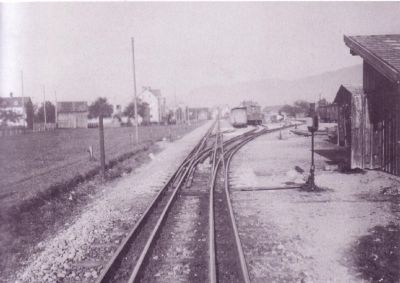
left=96, top=121, right=289, bottom=283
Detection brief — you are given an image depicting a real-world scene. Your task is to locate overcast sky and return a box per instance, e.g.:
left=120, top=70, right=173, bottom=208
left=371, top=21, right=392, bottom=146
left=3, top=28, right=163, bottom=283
left=1, top=2, right=400, bottom=106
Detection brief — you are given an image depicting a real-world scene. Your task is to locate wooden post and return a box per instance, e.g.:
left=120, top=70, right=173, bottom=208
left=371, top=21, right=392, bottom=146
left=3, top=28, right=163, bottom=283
left=43, top=85, right=47, bottom=130
left=99, top=116, right=106, bottom=176
left=54, top=90, right=58, bottom=128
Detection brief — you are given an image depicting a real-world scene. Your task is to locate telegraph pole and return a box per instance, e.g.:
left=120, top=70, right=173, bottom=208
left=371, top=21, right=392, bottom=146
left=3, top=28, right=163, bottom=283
left=131, top=37, right=139, bottom=144
left=43, top=85, right=47, bottom=129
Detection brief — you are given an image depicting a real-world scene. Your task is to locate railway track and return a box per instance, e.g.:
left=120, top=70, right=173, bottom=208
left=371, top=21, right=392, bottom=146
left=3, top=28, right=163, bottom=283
left=96, top=121, right=291, bottom=283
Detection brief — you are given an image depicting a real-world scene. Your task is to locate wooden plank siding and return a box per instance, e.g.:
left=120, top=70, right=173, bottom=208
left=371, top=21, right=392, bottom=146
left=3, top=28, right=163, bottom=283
left=363, top=61, right=400, bottom=176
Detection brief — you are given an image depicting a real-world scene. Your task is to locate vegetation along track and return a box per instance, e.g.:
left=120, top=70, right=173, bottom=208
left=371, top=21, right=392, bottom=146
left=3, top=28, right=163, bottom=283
left=96, top=122, right=292, bottom=283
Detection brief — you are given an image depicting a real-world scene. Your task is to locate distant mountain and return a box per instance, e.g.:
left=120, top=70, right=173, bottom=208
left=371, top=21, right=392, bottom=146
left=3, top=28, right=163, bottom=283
left=262, top=105, right=284, bottom=113
left=186, top=64, right=362, bottom=108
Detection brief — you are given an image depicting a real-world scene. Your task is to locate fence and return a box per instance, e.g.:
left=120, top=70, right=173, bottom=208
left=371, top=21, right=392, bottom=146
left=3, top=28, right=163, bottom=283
left=0, top=127, right=29, bottom=137
left=33, top=123, right=56, bottom=132
left=0, top=123, right=56, bottom=137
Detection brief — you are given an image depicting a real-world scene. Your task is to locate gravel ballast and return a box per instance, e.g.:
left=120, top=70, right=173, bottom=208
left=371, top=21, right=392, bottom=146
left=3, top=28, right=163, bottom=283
left=15, top=122, right=212, bottom=283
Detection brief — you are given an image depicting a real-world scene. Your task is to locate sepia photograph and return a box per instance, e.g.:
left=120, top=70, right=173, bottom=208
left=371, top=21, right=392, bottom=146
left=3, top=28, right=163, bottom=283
left=1, top=1, right=400, bottom=282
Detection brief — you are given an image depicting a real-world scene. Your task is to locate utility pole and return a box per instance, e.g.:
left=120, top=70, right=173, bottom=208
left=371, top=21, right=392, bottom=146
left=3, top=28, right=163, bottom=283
left=43, top=85, right=47, bottom=129
left=131, top=37, right=139, bottom=144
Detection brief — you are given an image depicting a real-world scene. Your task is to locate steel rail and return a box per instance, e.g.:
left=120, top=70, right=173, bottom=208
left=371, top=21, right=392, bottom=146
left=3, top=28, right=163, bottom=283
left=222, top=137, right=255, bottom=283
left=208, top=124, right=293, bottom=283
left=126, top=122, right=218, bottom=283
left=97, top=122, right=292, bottom=283
left=96, top=122, right=216, bottom=283
left=208, top=127, right=259, bottom=283
left=208, top=132, right=221, bottom=283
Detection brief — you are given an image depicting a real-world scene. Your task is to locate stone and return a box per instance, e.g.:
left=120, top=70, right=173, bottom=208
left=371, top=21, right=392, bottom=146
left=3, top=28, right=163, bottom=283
left=57, top=272, right=65, bottom=278
left=92, top=270, right=98, bottom=278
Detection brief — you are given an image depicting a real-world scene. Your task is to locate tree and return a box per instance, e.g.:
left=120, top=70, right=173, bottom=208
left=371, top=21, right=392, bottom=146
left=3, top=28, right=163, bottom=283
left=25, top=99, right=34, bottom=129
left=123, top=100, right=149, bottom=119
left=317, top=98, right=328, bottom=107
left=88, top=97, right=113, bottom=118
left=293, top=100, right=310, bottom=114
left=280, top=104, right=297, bottom=117
left=35, top=101, right=56, bottom=123
left=280, top=100, right=311, bottom=117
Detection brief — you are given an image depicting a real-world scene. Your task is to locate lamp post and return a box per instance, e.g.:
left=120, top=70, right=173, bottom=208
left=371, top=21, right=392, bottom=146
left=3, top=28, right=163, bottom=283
left=302, top=103, right=320, bottom=191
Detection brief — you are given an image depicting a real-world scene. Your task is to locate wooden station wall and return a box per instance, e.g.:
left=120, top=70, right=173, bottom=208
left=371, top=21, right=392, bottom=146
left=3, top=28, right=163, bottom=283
left=363, top=62, right=400, bottom=176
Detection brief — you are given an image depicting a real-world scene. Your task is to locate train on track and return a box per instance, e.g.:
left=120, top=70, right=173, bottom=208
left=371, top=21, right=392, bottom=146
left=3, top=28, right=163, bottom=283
left=230, top=107, right=247, bottom=127
left=230, top=103, right=264, bottom=128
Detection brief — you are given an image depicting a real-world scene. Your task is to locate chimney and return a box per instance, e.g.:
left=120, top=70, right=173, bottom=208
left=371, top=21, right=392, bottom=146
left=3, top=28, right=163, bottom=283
left=10, top=92, right=13, bottom=98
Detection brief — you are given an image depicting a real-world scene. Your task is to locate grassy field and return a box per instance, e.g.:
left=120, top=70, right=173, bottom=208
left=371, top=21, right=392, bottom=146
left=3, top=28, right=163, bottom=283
left=0, top=122, right=206, bottom=280
left=0, top=123, right=203, bottom=208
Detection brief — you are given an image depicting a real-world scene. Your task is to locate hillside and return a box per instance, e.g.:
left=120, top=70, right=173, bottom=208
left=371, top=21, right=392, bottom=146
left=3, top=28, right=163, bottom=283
left=186, top=65, right=362, bottom=107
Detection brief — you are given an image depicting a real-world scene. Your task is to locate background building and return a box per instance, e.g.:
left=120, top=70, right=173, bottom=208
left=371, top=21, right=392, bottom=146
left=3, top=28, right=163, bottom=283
left=0, top=94, right=33, bottom=128
left=139, top=87, right=165, bottom=124
left=57, top=101, right=88, bottom=128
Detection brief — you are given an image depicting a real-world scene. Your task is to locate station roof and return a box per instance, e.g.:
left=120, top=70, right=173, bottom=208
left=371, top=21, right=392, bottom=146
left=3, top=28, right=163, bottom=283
left=344, top=34, right=400, bottom=83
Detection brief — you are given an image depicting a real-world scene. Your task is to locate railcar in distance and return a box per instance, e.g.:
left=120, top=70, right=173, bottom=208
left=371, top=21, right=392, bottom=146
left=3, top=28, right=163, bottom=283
left=230, top=107, right=247, bottom=128
left=245, top=104, right=263, bottom=125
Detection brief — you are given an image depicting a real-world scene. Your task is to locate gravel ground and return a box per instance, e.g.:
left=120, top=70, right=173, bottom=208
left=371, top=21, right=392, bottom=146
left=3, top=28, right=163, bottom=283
left=14, top=121, right=212, bottom=283
left=230, top=126, right=400, bottom=283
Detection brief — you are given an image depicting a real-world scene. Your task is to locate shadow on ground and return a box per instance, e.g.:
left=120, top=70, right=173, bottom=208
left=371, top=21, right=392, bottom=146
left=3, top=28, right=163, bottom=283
left=350, top=222, right=400, bottom=283
left=315, top=148, right=366, bottom=174
left=314, top=148, right=349, bottom=166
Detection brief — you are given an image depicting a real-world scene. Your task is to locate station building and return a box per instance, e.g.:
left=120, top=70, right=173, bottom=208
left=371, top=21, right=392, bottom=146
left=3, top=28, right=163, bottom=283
left=335, top=34, right=400, bottom=176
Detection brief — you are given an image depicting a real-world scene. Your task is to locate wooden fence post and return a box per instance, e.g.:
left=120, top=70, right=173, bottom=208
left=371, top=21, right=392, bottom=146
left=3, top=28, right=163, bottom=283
left=99, top=116, right=106, bottom=177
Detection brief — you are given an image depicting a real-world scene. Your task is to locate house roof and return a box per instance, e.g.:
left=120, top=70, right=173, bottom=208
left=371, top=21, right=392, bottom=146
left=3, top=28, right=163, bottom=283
left=149, top=89, right=161, bottom=97
left=0, top=97, right=31, bottom=108
left=57, top=101, right=88, bottom=113
left=334, top=85, right=365, bottom=105
left=344, top=34, right=400, bottom=83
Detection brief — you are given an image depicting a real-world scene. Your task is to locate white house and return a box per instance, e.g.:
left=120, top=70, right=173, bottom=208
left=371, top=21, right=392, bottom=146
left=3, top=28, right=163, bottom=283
left=139, top=87, right=165, bottom=123
left=0, top=94, right=33, bottom=127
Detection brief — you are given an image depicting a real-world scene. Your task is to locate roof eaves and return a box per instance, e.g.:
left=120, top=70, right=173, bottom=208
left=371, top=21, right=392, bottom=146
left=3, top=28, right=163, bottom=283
left=344, top=35, right=400, bottom=83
